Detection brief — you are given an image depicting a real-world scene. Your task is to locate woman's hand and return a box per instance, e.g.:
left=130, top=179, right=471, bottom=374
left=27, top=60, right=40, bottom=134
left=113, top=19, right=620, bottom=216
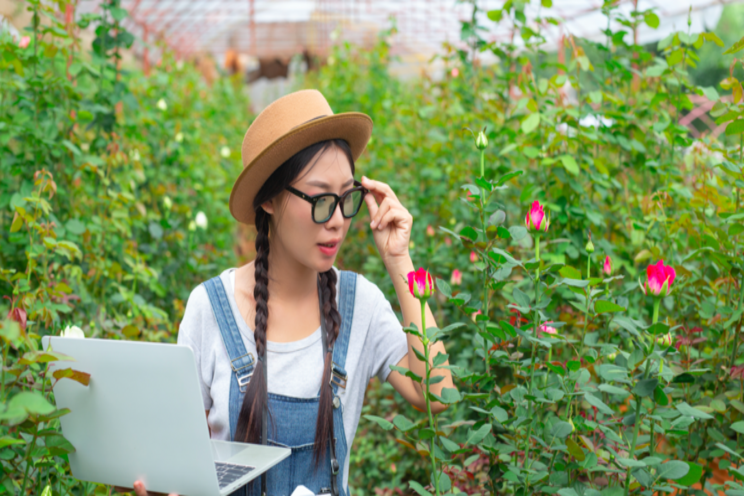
left=113, top=480, right=178, bottom=496
left=361, top=176, right=412, bottom=266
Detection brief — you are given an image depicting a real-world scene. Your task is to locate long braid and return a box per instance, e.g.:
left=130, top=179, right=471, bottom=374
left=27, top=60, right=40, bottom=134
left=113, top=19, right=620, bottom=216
left=313, top=268, right=342, bottom=471
left=234, top=207, right=270, bottom=446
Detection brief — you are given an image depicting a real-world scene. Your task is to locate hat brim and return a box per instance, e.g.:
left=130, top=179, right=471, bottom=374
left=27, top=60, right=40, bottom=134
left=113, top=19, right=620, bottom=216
left=230, top=112, right=373, bottom=225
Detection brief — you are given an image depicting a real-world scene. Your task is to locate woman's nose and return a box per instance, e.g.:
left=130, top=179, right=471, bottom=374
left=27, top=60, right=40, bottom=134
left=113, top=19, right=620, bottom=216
left=325, top=198, right=346, bottom=227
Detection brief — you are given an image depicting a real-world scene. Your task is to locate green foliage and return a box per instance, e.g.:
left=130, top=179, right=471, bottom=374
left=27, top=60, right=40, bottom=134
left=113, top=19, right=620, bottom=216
left=3, top=0, right=744, bottom=495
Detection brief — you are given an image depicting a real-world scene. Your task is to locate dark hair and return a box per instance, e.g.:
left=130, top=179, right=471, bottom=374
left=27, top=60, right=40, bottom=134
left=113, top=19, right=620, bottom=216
left=234, top=138, right=355, bottom=473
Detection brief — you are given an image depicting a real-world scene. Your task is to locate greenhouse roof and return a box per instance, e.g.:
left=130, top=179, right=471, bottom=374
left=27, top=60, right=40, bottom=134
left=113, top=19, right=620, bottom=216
left=77, top=0, right=738, bottom=63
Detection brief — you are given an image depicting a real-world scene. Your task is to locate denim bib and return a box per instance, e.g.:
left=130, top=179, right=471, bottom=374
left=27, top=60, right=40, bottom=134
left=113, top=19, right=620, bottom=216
left=203, top=271, right=356, bottom=496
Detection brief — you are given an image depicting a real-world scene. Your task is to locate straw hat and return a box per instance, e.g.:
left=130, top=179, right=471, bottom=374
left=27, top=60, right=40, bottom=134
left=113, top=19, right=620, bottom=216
left=230, top=89, right=373, bottom=225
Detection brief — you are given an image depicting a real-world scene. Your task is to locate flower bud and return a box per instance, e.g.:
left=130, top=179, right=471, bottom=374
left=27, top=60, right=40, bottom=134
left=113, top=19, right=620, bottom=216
left=525, top=200, right=550, bottom=233
left=163, top=196, right=173, bottom=211
left=195, top=211, right=208, bottom=230
left=156, top=98, right=167, bottom=111
left=407, top=267, right=435, bottom=300
left=475, top=130, right=488, bottom=150
left=188, top=220, right=197, bottom=232
left=657, top=332, right=673, bottom=347
left=61, top=325, right=85, bottom=338
left=603, top=256, right=612, bottom=276
left=585, top=239, right=594, bottom=253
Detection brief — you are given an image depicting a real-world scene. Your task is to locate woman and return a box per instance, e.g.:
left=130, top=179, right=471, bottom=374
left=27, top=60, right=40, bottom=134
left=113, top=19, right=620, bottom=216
left=125, top=89, right=454, bottom=496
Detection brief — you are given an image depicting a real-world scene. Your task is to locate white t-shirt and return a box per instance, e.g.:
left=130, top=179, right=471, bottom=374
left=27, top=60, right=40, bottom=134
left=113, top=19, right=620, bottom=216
left=176, top=266, right=410, bottom=492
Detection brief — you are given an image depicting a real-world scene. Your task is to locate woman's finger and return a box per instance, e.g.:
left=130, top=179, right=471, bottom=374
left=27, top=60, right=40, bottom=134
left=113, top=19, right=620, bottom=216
left=376, top=209, right=399, bottom=231
left=362, top=176, right=398, bottom=202
left=372, top=199, right=392, bottom=229
left=363, top=189, right=379, bottom=219
left=133, top=481, right=149, bottom=496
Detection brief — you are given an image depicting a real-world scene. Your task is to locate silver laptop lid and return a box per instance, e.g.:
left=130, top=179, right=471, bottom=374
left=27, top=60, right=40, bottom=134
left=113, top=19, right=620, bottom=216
left=42, top=336, right=221, bottom=496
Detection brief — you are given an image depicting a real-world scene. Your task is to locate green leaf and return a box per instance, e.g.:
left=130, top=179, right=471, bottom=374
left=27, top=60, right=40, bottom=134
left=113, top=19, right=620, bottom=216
left=657, top=460, right=690, bottom=480
left=654, top=385, right=669, bottom=406
left=459, top=226, right=478, bottom=241
left=731, top=421, right=744, bottom=434
left=584, top=393, right=613, bottom=414
left=560, top=266, right=582, bottom=279
left=486, top=9, right=503, bottom=22
left=725, top=119, right=744, bottom=136
left=676, top=402, right=714, bottom=420
left=521, top=113, right=540, bottom=134
left=559, top=154, right=579, bottom=175
left=439, top=387, right=461, bottom=404
left=595, top=300, right=626, bottom=314
left=566, top=438, right=586, bottom=461
left=723, top=35, right=744, bottom=55
left=644, top=11, right=660, bottom=29
left=393, top=415, right=415, bottom=432
left=439, top=436, right=461, bottom=452
left=496, top=170, right=523, bottom=186
left=0, top=436, right=26, bottom=449
left=676, top=462, right=704, bottom=486
left=363, top=415, right=394, bottom=430
left=433, top=352, right=449, bottom=367
left=550, top=421, right=573, bottom=439
left=598, top=384, right=629, bottom=398
left=465, top=424, right=492, bottom=445
left=408, top=480, right=433, bottom=496
left=389, top=365, right=423, bottom=383
left=647, top=322, right=669, bottom=335
left=618, top=458, right=646, bottom=468
left=633, top=378, right=659, bottom=398
left=558, top=489, right=579, bottom=496
left=7, top=391, right=56, bottom=416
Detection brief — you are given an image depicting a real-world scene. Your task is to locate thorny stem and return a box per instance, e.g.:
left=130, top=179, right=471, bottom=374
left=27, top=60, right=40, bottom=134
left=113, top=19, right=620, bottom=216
left=580, top=254, right=592, bottom=357
left=624, top=360, right=652, bottom=496
left=523, top=234, right=541, bottom=492
left=422, top=300, right=440, bottom=496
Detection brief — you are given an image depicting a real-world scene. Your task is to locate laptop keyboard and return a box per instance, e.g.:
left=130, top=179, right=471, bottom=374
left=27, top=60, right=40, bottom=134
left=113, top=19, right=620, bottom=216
left=215, top=461, right=255, bottom=489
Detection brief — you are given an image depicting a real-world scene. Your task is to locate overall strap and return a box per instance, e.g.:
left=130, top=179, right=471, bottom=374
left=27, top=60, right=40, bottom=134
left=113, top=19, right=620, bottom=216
left=203, top=276, right=256, bottom=441
left=319, top=270, right=357, bottom=496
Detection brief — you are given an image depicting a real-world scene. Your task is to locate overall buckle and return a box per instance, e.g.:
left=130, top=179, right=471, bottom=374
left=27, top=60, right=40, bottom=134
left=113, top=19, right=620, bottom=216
left=231, top=352, right=255, bottom=393
left=329, top=361, right=347, bottom=389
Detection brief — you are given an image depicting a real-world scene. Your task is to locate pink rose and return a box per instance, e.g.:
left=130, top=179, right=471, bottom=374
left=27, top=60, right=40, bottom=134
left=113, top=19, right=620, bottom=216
left=450, top=269, right=462, bottom=286
left=19, top=36, right=30, bottom=49
left=603, top=255, right=612, bottom=276
left=451, top=67, right=459, bottom=77
left=640, top=260, right=676, bottom=297
left=470, top=251, right=478, bottom=263
left=407, top=267, right=435, bottom=300
left=538, top=321, right=558, bottom=336
left=524, top=200, right=549, bottom=233
left=426, top=225, right=435, bottom=237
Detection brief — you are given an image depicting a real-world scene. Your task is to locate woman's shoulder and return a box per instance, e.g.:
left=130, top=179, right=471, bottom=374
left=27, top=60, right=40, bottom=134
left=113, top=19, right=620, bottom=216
left=334, top=267, right=385, bottom=305
left=179, top=269, right=236, bottom=337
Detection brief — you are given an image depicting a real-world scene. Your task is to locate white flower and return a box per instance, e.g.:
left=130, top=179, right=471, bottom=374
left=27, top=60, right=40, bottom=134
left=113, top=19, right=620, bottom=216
left=163, top=196, right=173, bottom=211
left=220, top=146, right=231, bottom=158
left=175, top=132, right=183, bottom=143
left=157, top=98, right=167, bottom=111
left=61, top=325, right=85, bottom=338
left=195, top=211, right=208, bottom=230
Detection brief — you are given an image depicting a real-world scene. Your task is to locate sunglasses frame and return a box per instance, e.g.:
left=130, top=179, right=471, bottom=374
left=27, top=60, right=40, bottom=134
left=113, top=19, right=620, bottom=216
left=286, top=180, right=369, bottom=224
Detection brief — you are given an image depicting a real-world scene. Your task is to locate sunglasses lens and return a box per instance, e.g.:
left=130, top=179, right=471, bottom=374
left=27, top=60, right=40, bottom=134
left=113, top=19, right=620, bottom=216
left=314, top=195, right=336, bottom=222
left=343, top=190, right=363, bottom=217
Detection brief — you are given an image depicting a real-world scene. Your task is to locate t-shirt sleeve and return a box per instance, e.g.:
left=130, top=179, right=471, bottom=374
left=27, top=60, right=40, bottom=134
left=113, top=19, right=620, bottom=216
left=176, top=284, right=214, bottom=411
left=365, top=285, right=409, bottom=383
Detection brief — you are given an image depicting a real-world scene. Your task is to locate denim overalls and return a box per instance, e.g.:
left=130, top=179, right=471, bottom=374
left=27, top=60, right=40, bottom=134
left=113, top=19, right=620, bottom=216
left=203, top=270, right=356, bottom=496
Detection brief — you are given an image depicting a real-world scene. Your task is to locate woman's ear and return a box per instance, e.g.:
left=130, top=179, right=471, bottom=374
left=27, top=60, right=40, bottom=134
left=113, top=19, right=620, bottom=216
left=260, top=199, right=274, bottom=215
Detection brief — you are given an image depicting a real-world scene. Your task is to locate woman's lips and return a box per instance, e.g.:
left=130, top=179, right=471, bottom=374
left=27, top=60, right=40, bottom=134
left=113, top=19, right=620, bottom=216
left=318, top=243, right=339, bottom=256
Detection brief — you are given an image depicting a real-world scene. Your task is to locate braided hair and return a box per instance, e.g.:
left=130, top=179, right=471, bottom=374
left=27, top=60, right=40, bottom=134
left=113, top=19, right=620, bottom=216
left=234, top=139, right=352, bottom=472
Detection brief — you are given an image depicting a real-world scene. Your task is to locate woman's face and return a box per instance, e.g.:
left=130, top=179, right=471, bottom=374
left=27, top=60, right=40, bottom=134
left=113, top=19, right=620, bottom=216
left=261, top=145, right=354, bottom=273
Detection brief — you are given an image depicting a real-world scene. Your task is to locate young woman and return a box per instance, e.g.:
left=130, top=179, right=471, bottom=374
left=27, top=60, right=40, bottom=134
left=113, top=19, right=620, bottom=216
left=124, top=89, right=454, bottom=496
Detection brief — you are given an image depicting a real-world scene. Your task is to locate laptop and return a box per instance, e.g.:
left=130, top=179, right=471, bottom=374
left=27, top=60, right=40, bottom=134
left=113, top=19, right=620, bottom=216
left=41, top=336, right=291, bottom=496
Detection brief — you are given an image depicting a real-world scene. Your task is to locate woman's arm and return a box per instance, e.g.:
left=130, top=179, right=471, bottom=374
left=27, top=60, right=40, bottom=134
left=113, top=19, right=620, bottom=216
left=383, top=254, right=454, bottom=414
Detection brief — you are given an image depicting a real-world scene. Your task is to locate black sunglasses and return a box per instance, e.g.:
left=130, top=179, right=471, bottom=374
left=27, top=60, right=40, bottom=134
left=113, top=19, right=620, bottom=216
left=286, top=180, right=369, bottom=224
